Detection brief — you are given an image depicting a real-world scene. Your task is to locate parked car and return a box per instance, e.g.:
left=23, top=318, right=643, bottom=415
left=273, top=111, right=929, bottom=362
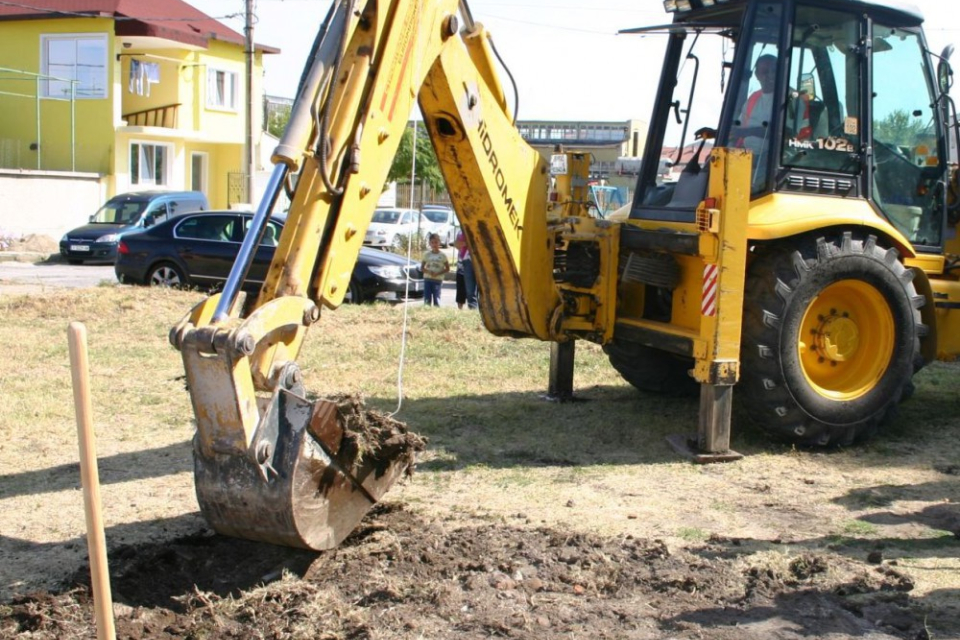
left=363, top=208, right=422, bottom=248
left=114, top=210, right=424, bottom=303
left=60, top=190, right=208, bottom=264
left=420, top=205, right=458, bottom=247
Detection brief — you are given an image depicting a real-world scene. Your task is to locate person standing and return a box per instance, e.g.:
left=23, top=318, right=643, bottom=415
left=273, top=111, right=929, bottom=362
left=455, top=249, right=467, bottom=310
left=421, top=233, right=449, bottom=306
left=454, top=230, right=478, bottom=309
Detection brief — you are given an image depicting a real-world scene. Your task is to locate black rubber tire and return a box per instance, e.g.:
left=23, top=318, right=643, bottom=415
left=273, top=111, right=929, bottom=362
left=604, top=340, right=699, bottom=397
left=739, top=231, right=923, bottom=447
left=147, top=261, right=189, bottom=288
left=344, top=278, right=363, bottom=304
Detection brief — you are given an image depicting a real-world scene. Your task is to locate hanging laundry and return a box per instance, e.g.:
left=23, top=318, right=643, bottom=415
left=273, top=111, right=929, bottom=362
left=127, top=60, right=161, bottom=96
left=141, top=62, right=160, bottom=97
left=128, top=59, right=141, bottom=94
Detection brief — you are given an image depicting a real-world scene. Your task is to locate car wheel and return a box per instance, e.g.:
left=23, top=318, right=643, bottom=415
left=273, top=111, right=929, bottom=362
left=147, top=261, right=189, bottom=288
left=344, top=278, right=363, bottom=304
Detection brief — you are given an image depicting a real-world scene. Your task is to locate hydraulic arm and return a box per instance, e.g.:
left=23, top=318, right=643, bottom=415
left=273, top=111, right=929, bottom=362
left=168, top=0, right=768, bottom=549
left=168, top=0, right=597, bottom=549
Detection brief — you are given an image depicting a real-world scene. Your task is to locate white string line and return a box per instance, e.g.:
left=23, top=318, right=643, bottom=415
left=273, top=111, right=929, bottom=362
left=387, top=31, right=424, bottom=417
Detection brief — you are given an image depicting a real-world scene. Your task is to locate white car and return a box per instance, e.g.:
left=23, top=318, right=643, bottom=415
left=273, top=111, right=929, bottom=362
left=364, top=208, right=422, bottom=248
left=420, top=205, right=458, bottom=247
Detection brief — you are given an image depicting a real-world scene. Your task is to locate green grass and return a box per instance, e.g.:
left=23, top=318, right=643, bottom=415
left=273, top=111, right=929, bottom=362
left=840, top=520, right=881, bottom=537
left=676, top=527, right=709, bottom=542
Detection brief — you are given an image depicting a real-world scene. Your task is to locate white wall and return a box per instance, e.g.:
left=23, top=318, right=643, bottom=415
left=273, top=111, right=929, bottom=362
left=0, top=170, right=106, bottom=241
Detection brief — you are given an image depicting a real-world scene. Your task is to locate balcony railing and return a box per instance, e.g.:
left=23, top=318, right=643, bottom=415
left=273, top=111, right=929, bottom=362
left=122, top=103, right=180, bottom=128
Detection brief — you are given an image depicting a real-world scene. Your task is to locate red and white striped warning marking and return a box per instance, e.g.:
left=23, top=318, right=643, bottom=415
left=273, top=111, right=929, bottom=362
left=702, top=264, right=718, bottom=316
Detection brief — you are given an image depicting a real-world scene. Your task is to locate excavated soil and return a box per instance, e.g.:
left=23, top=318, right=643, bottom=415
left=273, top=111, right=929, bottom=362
left=2, top=503, right=926, bottom=640
left=327, top=394, right=427, bottom=478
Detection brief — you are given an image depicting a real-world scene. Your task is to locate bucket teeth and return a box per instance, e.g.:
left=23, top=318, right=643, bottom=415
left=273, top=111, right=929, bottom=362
left=194, top=389, right=423, bottom=550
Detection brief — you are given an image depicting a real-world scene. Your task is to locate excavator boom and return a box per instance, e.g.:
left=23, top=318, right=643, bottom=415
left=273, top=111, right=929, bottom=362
left=170, top=0, right=580, bottom=549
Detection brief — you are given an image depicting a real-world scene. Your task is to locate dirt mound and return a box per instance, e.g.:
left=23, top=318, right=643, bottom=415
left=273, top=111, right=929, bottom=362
left=2, top=504, right=924, bottom=640
left=0, top=233, right=58, bottom=253
left=329, top=393, right=427, bottom=477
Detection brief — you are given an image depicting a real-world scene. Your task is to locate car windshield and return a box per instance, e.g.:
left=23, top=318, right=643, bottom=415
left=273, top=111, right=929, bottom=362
left=371, top=210, right=402, bottom=224
left=91, top=201, right=146, bottom=224
left=421, top=210, right=450, bottom=224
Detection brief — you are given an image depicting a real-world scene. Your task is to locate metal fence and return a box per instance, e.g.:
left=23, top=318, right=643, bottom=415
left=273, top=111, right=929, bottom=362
left=0, top=66, right=78, bottom=171
left=394, top=183, right=451, bottom=209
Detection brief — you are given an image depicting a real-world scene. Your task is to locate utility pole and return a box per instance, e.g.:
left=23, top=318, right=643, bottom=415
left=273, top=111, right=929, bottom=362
left=244, top=0, right=255, bottom=204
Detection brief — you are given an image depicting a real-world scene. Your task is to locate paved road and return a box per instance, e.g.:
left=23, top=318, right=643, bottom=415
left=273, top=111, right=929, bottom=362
left=0, top=259, right=115, bottom=294
left=0, top=258, right=461, bottom=307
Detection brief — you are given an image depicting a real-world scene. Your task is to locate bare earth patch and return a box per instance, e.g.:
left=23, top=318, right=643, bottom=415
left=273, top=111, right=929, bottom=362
left=0, top=504, right=932, bottom=640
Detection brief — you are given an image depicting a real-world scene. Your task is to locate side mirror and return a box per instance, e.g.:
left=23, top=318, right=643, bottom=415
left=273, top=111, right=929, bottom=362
left=143, top=214, right=155, bottom=227
left=939, top=45, right=955, bottom=95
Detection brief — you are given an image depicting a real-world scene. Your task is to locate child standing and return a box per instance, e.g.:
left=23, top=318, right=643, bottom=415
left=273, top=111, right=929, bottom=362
left=421, top=233, right=450, bottom=306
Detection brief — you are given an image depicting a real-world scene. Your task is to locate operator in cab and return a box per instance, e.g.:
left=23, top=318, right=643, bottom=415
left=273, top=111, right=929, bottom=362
left=737, top=53, right=814, bottom=188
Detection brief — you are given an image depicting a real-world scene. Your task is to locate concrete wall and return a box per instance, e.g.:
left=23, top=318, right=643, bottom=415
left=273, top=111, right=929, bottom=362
left=0, top=170, right=106, bottom=241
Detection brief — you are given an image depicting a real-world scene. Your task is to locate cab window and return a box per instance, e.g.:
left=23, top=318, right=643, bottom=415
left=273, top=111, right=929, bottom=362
left=871, top=25, right=944, bottom=247
left=723, top=1, right=783, bottom=195
left=780, top=7, right=862, bottom=175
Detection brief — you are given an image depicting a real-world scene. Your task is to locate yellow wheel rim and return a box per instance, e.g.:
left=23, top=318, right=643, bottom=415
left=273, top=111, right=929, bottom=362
left=798, top=279, right=894, bottom=401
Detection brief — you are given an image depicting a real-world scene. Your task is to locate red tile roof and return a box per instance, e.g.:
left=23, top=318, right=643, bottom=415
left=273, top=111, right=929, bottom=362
left=0, top=0, right=278, bottom=52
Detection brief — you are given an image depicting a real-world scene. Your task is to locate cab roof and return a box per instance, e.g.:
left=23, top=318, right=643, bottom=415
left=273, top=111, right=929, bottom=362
left=663, top=0, right=923, bottom=26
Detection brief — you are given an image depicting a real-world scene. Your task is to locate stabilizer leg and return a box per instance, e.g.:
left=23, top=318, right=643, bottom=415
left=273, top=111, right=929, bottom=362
left=547, top=340, right=575, bottom=402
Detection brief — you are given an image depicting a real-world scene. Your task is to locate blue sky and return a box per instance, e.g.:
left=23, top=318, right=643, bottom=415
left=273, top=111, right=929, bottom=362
left=187, top=0, right=960, bottom=122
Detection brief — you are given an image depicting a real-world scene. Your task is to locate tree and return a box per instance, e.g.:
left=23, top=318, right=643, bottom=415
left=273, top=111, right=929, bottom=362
left=874, top=109, right=930, bottom=148
left=266, top=102, right=291, bottom=138
left=388, top=124, right=445, bottom=192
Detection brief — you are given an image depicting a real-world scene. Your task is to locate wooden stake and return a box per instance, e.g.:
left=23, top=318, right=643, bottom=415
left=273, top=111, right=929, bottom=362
left=68, top=322, right=116, bottom=640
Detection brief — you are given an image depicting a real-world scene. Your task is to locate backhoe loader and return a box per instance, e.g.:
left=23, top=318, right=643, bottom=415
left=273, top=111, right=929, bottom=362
left=169, top=0, right=960, bottom=549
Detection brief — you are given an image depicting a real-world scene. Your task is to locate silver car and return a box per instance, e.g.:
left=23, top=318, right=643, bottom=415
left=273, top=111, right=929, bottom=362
left=420, top=205, right=458, bottom=247
left=363, top=208, right=422, bottom=248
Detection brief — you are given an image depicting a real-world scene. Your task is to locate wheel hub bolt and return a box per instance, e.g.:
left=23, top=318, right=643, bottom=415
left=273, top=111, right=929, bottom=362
left=815, top=314, right=859, bottom=363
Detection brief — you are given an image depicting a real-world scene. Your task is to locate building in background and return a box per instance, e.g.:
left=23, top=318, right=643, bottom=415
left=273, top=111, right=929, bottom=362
left=518, top=119, right=647, bottom=186
left=0, top=0, right=277, bottom=238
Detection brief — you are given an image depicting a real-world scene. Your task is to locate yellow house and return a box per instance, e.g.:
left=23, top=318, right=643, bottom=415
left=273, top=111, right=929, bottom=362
left=0, top=0, right=277, bottom=209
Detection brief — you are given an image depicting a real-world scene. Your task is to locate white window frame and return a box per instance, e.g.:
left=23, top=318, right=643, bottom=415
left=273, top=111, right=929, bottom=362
left=206, top=67, right=239, bottom=111
left=130, top=141, right=173, bottom=187
left=40, top=33, right=108, bottom=99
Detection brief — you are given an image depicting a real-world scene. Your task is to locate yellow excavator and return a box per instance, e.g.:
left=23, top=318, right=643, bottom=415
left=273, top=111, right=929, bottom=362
left=169, top=0, right=960, bottom=549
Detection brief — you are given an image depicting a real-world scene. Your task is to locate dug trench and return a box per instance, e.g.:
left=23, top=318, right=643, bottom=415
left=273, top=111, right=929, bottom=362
left=0, top=401, right=937, bottom=640
left=2, top=503, right=930, bottom=640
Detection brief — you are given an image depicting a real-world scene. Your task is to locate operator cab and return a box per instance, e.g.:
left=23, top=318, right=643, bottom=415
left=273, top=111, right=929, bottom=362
left=628, top=0, right=952, bottom=252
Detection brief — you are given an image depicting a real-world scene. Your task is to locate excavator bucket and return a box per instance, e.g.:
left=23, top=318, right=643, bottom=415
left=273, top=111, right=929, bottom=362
left=193, top=390, right=425, bottom=550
